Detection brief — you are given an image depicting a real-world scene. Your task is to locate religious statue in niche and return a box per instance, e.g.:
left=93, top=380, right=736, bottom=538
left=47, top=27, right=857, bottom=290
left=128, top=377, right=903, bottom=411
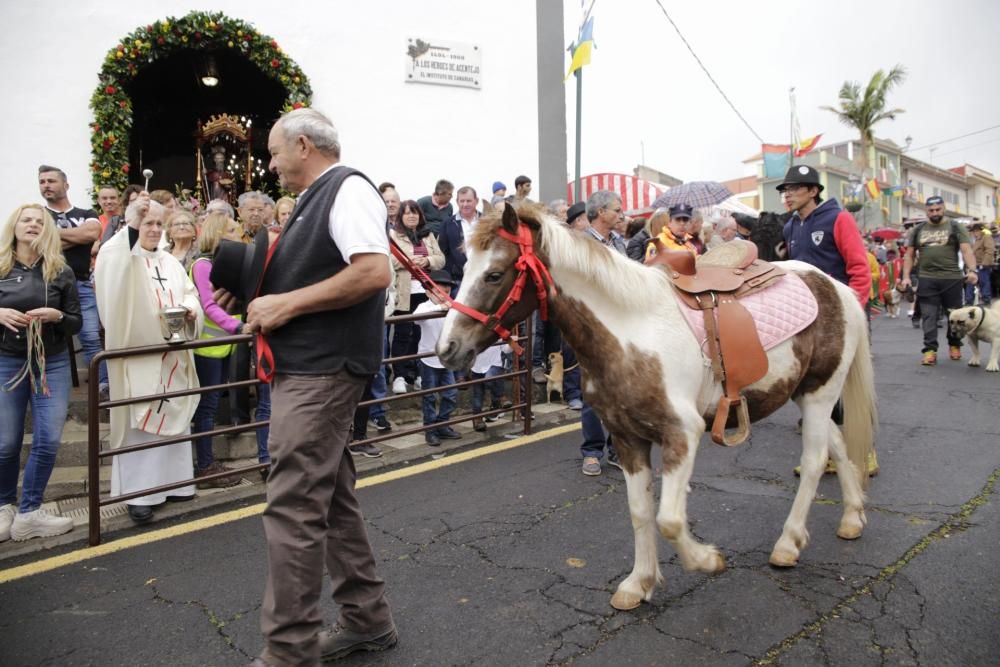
left=194, top=114, right=253, bottom=205
left=204, top=145, right=235, bottom=203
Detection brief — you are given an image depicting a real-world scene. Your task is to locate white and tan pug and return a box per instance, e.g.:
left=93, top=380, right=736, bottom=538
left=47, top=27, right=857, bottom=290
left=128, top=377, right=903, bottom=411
left=949, top=303, right=1000, bottom=372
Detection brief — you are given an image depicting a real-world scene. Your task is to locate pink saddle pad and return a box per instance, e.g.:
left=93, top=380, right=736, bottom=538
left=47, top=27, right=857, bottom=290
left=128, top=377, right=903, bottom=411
left=675, top=271, right=818, bottom=354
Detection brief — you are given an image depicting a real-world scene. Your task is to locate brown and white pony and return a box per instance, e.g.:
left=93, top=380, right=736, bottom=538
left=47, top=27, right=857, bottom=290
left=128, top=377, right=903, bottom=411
left=437, top=205, right=877, bottom=611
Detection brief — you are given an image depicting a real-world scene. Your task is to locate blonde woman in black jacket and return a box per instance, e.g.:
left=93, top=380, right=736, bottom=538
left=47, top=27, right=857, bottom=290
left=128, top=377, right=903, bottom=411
left=0, top=204, right=81, bottom=542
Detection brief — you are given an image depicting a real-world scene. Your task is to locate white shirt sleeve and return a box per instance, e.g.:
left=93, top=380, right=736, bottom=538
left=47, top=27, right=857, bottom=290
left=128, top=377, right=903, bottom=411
left=328, top=174, right=390, bottom=264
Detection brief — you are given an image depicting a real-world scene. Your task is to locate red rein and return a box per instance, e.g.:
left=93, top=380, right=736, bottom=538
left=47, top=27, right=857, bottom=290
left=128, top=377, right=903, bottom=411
left=389, top=222, right=556, bottom=355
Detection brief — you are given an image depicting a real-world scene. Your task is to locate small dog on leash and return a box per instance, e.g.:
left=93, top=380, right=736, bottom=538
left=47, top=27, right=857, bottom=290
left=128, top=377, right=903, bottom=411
left=545, top=351, right=565, bottom=402
left=949, top=303, right=1000, bottom=372
left=884, top=286, right=902, bottom=318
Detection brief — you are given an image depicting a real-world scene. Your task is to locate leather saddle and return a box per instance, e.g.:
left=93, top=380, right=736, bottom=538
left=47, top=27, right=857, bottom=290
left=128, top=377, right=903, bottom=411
left=646, top=239, right=786, bottom=446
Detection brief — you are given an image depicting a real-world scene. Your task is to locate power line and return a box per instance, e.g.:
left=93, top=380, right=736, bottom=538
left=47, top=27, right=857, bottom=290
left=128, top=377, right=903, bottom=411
left=651, top=0, right=763, bottom=143
left=907, top=124, right=1000, bottom=152
left=930, top=136, right=1000, bottom=161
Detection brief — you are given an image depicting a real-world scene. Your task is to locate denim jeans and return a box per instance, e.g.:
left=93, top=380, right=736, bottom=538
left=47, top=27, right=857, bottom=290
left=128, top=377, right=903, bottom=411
left=193, top=355, right=229, bottom=470
left=561, top=343, right=581, bottom=402
left=370, top=326, right=390, bottom=420
left=254, top=382, right=271, bottom=463
left=471, top=366, right=504, bottom=413
left=419, top=361, right=457, bottom=426
left=0, top=351, right=71, bottom=512
left=964, top=268, right=993, bottom=305
left=77, top=279, right=107, bottom=387
left=391, top=294, right=428, bottom=383
left=580, top=402, right=616, bottom=461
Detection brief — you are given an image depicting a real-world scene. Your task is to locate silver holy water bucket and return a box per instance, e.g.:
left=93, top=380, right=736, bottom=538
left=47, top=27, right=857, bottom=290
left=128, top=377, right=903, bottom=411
left=160, top=306, right=193, bottom=344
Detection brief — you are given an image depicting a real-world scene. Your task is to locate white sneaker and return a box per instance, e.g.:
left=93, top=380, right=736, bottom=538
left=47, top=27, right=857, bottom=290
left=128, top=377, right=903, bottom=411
left=0, top=504, right=15, bottom=542
left=414, top=376, right=422, bottom=391
left=10, top=508, right=74, bottom=541
left=392, top=377, right=408, bottom=394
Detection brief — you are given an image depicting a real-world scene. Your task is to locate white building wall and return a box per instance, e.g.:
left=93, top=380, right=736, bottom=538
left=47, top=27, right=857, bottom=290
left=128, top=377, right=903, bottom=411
left=902, top=166, right=967, bottom=219
left=0, top=0, right=539, bottom=207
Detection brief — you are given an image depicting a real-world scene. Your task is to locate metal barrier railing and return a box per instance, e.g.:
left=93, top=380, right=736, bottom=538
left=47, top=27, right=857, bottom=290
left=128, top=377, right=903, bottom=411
left=87, top=310, right=532, bottom=545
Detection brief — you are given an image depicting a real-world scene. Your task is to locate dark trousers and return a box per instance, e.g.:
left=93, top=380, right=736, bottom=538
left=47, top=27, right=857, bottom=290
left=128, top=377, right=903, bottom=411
left=352, top=378, right=375, bottom=441
left=918, top=277, right=965, bottom=352
left=260, top=371, right=393, bottom=666
left=229, top=341, right=251, bottom=423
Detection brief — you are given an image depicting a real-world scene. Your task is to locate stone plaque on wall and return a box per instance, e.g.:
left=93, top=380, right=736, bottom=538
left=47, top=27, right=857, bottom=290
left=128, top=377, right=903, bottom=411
left=405, top=38, right=481, bottom=89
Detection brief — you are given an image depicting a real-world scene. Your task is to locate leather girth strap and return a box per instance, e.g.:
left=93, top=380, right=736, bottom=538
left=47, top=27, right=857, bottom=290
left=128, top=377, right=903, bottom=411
left=654, top=241, right=786, bottom=446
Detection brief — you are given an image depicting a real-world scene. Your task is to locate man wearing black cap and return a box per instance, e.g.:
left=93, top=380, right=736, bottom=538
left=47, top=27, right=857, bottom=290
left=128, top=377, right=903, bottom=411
left=651, top=204, right=697, bottom=255
left=779, top=164, right=877, bottom=477
left=898, top=196, right=978, bottom=365
left=778, top=165, right=870, bottom=307
left=566, top=201, right=588, bottom=231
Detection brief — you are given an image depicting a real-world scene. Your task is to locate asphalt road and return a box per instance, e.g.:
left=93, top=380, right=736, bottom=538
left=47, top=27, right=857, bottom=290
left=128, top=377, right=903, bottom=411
left=1, top=312, right=998, bottom=666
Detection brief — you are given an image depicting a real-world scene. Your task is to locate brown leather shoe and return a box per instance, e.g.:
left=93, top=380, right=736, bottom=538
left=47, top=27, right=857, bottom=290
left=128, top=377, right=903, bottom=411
left=319, top=624, right=397, bottom=662
left=195, top=462, right=241, bottom=489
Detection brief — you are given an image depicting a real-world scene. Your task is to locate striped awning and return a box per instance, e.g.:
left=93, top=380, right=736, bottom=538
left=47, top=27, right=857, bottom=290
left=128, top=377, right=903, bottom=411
left=567, top=173, right=667, bottom=217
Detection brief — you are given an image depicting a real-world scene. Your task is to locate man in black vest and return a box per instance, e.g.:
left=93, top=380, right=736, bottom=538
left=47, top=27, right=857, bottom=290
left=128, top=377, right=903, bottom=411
left=246, top=108, right=396, bottom=667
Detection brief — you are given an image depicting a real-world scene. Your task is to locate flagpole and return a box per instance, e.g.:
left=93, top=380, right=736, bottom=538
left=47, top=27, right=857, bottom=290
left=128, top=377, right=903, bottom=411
left=574, top=68, right=583, bottom=204
left=788, top=87, right=795, bottom=168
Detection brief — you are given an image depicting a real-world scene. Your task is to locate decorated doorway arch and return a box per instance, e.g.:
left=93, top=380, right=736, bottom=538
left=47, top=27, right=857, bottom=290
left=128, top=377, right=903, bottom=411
left=89, top=10, right=312, bottom=194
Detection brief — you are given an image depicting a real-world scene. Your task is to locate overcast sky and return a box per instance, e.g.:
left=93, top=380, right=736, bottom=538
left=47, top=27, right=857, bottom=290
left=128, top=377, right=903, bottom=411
left=563, top=0, right=1000, bottom=183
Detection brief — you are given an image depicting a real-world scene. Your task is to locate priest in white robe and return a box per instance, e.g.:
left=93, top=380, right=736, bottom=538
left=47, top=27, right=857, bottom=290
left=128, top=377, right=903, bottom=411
left=95, top=193, right=204, bottom=524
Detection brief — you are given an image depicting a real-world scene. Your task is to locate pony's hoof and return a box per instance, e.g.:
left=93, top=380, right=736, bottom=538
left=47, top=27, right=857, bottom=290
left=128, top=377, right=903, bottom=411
left=768, top=548, right=799, bottom=568
left=706, top=551, right=727, bottom=574
left=610, top=590, right=643, bottom=611
left=837, top=522, right=864, bottom=540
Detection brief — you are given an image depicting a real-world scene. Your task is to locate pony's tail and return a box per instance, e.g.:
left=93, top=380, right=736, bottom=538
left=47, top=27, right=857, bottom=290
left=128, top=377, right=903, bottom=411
left=842, top=324, right=878, bottom=489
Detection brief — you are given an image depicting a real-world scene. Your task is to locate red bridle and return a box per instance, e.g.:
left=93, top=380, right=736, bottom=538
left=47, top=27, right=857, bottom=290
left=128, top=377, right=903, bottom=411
left=389, top=222, right=556, bottom=355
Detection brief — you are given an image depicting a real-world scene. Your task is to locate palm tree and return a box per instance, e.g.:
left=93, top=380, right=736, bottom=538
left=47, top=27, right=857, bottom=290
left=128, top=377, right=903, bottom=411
left=821, top=65, right=907, bottom=175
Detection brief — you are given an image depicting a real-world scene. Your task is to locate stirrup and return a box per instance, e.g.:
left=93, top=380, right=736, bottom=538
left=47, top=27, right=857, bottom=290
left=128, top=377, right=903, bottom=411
left=710, top=395, right=751, bottom=447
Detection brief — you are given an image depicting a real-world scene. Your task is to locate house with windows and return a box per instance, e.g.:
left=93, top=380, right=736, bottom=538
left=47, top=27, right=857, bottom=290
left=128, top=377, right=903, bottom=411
left=737, top=137, right=999, bottom=229
left=901, top=156, right=972, bottom=222
left=947, top=164, right=999, bottom=223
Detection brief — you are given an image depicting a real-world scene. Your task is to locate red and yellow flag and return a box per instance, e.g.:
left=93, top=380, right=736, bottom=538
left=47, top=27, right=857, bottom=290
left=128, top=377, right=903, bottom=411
left=865, top=178, right=881, bottom=199
left=794, top=134, right=822, bottom=157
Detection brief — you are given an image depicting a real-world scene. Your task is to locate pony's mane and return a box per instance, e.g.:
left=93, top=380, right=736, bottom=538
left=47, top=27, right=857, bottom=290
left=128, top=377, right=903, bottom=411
left=471, top=205, right=668, bottom=308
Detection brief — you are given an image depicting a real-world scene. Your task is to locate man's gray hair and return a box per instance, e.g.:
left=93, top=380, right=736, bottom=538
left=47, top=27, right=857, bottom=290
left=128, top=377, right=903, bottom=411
left=277, top=108, right=341, bottom=158
left=205, top=199, right=235, bottom=218
left=715, top=216, right=736, bottom=231
left=547, top=198, right=567, bottom=212
left=238, top=191, right=268, bottom=208
left=124, top=198, right=166, bottom=225
left=586, top=190, right=620, bottom=221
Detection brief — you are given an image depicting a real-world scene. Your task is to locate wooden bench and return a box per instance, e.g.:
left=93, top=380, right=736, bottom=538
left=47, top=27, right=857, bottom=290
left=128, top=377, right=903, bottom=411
left=647, top=240, right=785, bottom=446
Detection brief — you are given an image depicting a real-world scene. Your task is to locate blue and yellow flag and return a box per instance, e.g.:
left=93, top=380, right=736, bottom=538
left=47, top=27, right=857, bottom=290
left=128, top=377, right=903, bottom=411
left=566, top=16, right=595, bottom=79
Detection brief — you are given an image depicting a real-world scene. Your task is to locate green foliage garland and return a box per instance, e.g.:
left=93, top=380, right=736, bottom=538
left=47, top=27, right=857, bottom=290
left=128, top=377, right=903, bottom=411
left=89, top=10, right=312, bottom=193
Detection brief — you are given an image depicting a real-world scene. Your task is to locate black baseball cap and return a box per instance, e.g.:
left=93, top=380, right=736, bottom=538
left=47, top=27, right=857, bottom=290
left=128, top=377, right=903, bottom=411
left=566, top=202, right=586, bottom=225
left=669, top=203, right=694, bottom=219
left=925, top=195, right=944, bottom=206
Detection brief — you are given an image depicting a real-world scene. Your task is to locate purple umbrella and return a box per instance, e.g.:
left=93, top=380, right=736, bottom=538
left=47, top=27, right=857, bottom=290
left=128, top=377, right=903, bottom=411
left=651, top=181, right=734, bottom=210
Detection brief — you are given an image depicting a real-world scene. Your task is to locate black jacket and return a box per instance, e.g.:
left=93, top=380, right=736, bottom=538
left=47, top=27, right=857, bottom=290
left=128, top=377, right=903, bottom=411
left=0, top=262, right=82, bottom=357
left=626, top=229, right=651, bottom=262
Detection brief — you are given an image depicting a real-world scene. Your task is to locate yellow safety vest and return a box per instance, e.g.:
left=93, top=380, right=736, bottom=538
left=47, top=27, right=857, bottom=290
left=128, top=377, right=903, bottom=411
left=189, top=257, right=241, bottom=358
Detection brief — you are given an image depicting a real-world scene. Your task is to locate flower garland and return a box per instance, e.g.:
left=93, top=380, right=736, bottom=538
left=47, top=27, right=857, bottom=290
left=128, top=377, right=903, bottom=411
left=89, top=11, right=312, bottom=193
